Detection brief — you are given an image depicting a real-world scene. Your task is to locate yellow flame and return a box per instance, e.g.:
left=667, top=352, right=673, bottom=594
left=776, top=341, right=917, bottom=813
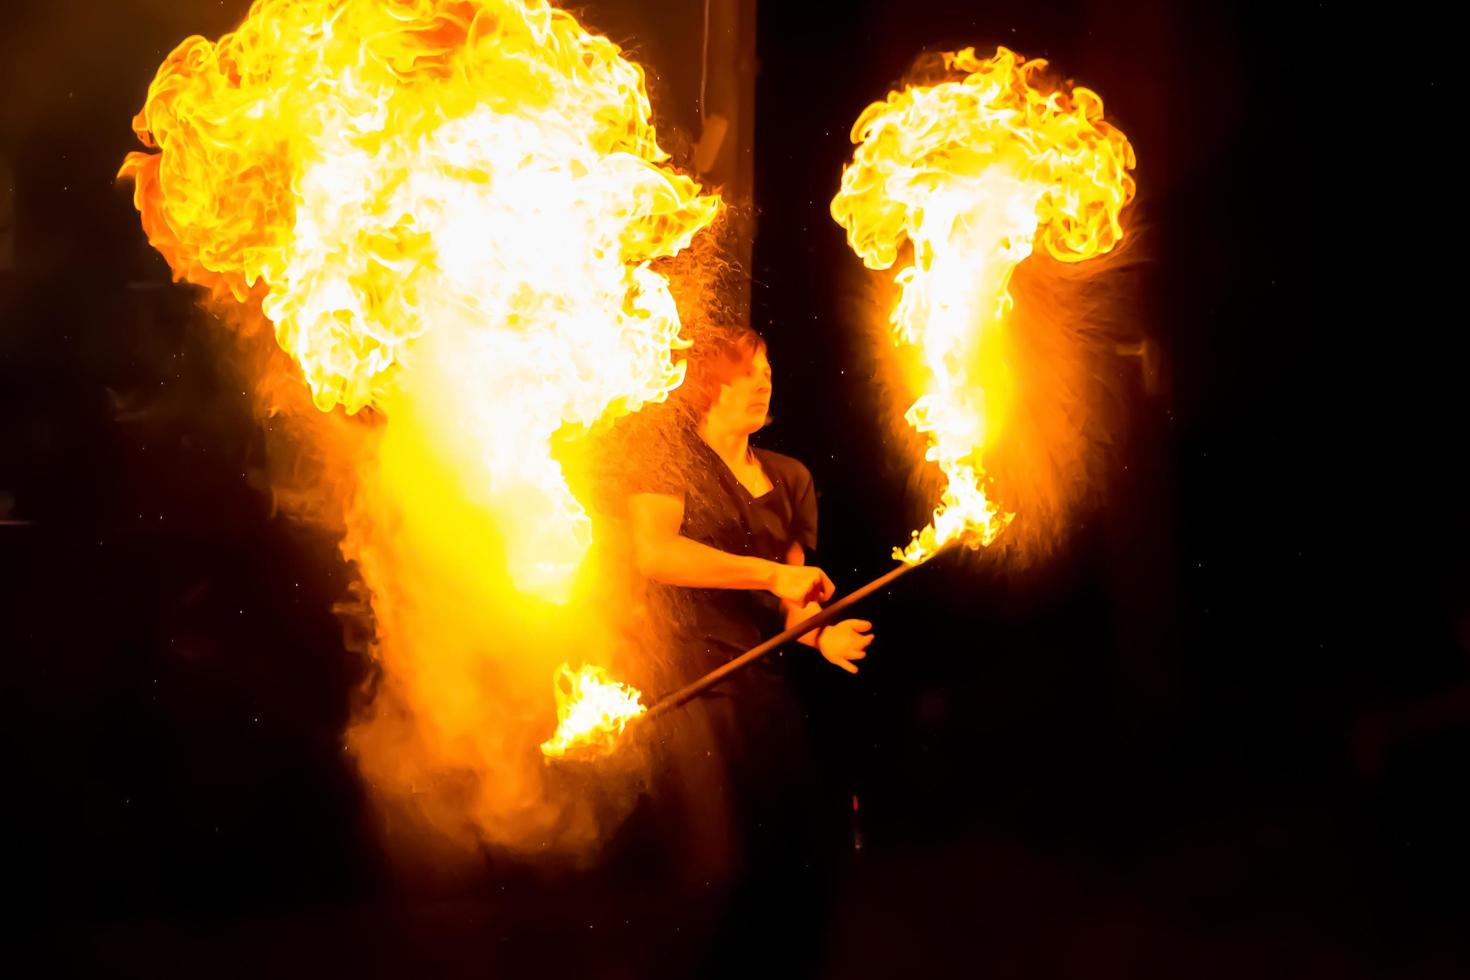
left=831, top=47, right=1135, bottom=563
left=120, top=0, right=719, bottom=854
left=120, top=0, right=721, bottom=599
left=541, top=663, right=646, bottom=758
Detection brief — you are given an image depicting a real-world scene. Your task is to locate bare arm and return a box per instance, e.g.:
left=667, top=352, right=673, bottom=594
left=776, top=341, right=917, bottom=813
left=630, top=492, right=775, bottom=590
left=629, top=493, right=835, bottom=603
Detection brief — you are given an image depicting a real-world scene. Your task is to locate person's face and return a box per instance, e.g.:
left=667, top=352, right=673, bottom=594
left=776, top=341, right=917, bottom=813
left=709, top=345, right=772, bottom=436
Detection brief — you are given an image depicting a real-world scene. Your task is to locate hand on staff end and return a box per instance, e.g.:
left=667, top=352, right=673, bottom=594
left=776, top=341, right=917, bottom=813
left=817, top=619, right=874, bottom=674
left=766, top=563, right=836, bottom=605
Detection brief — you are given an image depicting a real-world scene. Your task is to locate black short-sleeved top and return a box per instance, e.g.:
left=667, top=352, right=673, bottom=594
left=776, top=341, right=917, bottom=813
left=638, top=432, right=818, bottom=671
left=621, top=434, right=831, bottom=876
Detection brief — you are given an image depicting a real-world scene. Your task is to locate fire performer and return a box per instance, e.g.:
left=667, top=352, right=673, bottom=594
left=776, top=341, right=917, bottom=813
left=629, top=324, right=872, bottom=679
left=621, top=321, right=871, bottom=970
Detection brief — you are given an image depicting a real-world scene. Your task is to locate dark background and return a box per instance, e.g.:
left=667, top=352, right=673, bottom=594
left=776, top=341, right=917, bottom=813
left=1, top=1, right=1454, bottom=977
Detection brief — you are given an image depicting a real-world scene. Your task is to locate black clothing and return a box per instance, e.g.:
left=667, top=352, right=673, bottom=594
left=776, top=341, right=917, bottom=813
left=625, top=430, right=841, bottom=979
left=662, top=434, right=817, bottom=664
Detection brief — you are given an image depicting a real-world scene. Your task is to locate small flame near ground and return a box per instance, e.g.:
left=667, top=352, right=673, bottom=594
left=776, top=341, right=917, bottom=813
left=541, top=664, right=647, bottom=758
left=831, top=46, right=1136, bottom=563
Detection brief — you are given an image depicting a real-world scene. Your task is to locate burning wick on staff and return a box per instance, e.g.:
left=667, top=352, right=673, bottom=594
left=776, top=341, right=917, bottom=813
left=540, top=664, right=647, bottom=758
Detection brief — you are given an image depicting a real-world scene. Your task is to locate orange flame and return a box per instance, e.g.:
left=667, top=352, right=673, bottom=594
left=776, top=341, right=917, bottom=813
left=831, top=47, right=1136, bottom=562
left=120, top=0, right=721, bottom=599
left=540, top=664, right=646, bottom=758
left=120, top=0, right=719, bottom=854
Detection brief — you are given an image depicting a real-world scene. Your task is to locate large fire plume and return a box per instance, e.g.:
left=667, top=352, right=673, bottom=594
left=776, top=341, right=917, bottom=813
left=831, top=47, right=1136, bottom=563
left=121, top=0, right=717, bottom=854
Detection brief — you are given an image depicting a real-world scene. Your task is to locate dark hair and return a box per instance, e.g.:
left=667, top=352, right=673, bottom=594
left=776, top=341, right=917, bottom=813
left=675, top=322, right=765, bottom=417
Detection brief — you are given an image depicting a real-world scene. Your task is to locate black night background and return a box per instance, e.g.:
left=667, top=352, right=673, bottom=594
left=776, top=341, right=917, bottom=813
left=1, top=1, right=1456, bottom=977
